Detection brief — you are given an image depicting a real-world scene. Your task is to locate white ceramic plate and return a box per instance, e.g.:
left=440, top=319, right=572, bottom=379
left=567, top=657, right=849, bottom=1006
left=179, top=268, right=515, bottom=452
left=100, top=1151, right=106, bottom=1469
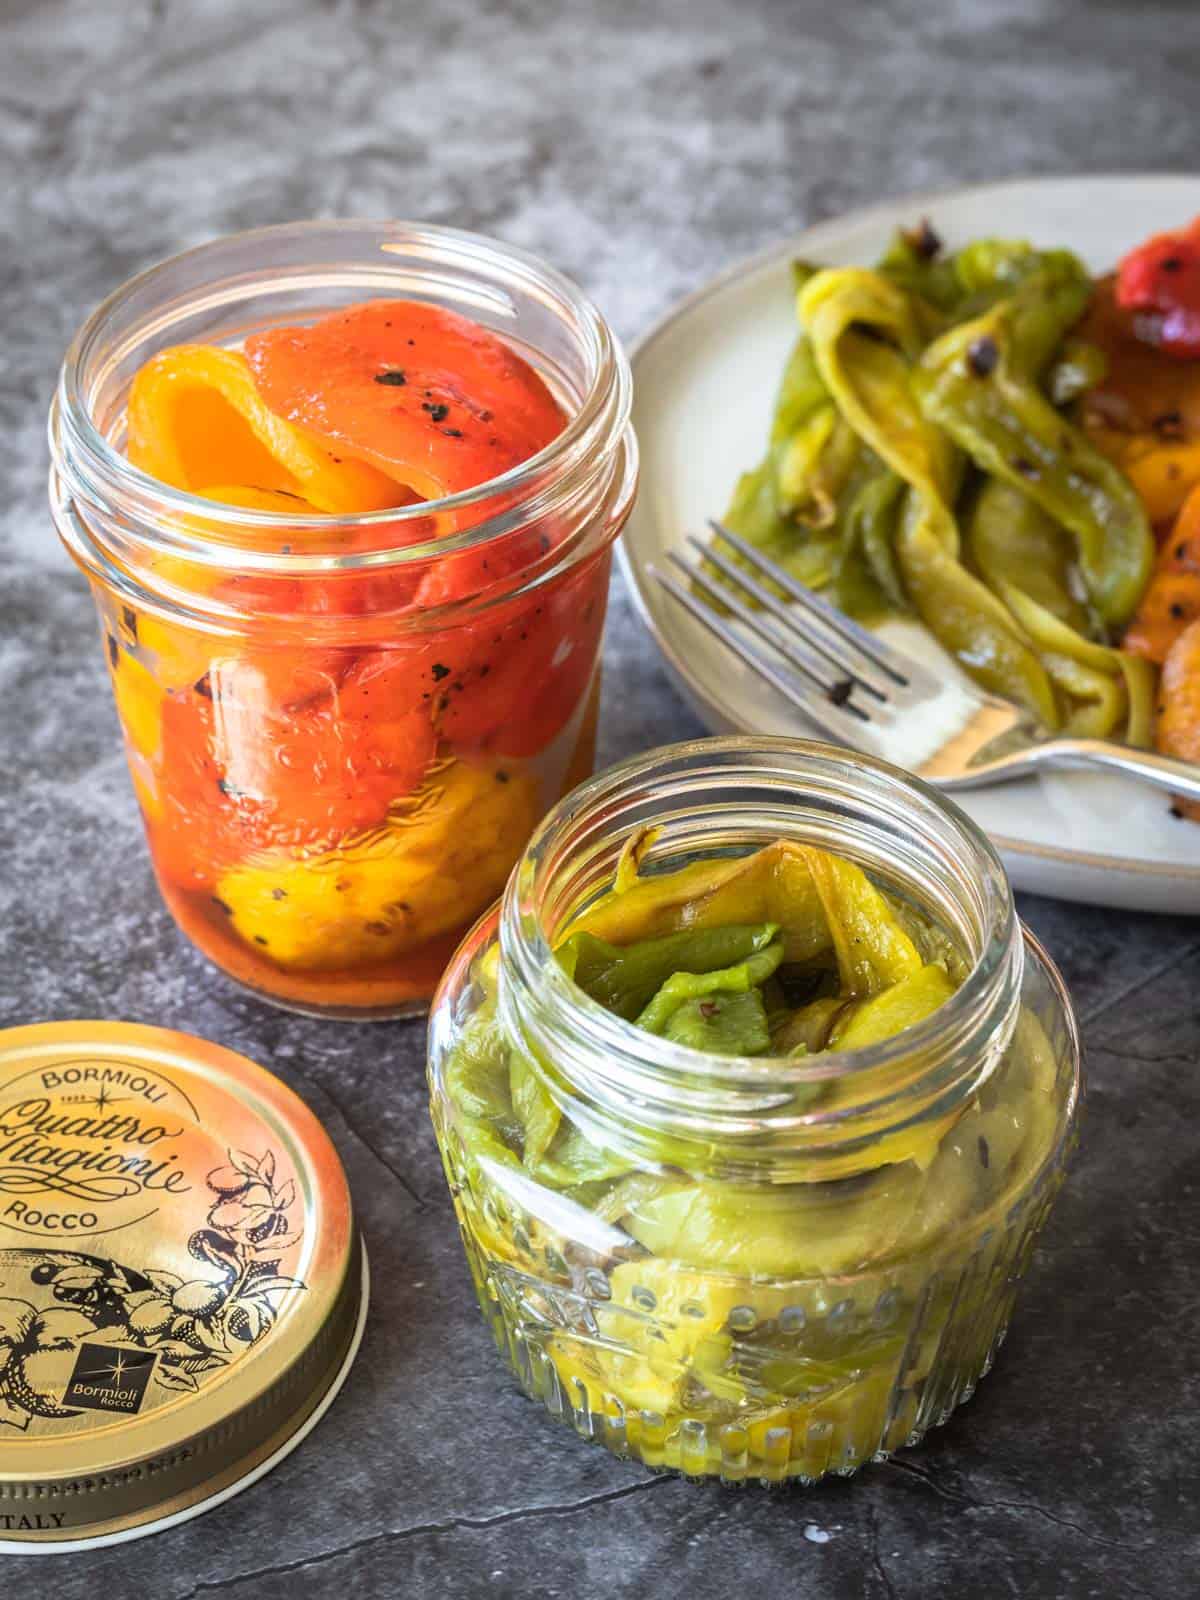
left=621, top=175, right=1200, bottom=913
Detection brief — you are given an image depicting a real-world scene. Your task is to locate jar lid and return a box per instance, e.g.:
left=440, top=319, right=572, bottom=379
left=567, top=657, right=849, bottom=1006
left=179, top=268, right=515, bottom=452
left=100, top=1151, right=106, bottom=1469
left=0, top=1022, right=366, bottom=1548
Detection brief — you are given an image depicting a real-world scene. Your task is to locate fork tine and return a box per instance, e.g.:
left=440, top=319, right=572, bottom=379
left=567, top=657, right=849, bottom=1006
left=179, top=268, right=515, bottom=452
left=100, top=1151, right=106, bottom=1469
left=685, top=534, right=890, bottom=701
left=668, top=550, right=866, bottom=715
left=707, top=519, right=916, bottom=684
left=649, top=563, right=872, bottom=747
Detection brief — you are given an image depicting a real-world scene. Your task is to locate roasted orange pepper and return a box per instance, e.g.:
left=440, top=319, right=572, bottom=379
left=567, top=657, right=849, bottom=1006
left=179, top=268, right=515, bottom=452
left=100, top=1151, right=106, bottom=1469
left=127, top=346, right=406, bottom=513
left=1080, top=275, right=1200, bottom=524
left=1158, top=618, right=1200, bottom=820
left=1124, top=481, right=1200, bottom=663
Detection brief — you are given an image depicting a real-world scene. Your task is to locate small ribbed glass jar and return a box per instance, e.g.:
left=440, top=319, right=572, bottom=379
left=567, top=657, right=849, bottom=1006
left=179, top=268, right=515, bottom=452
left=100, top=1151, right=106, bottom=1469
left=48, top=221, right=636, bottom=1019
left=427, top=737, right=1080, bottom=1484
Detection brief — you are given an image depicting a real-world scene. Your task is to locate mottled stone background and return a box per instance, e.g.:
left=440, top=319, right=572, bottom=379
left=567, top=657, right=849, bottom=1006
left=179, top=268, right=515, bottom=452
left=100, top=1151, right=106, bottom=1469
left=3, top=0, right=1200, bottom=1594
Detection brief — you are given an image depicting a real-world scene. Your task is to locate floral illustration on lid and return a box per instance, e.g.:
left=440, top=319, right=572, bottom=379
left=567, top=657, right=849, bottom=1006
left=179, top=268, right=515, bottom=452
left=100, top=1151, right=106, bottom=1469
left=0, top=1147, right=304, bottom=1432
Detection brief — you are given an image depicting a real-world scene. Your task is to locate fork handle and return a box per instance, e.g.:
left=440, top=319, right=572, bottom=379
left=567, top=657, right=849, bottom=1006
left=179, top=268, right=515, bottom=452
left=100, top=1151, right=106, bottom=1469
left=957, top=738, right=1200, bottom=804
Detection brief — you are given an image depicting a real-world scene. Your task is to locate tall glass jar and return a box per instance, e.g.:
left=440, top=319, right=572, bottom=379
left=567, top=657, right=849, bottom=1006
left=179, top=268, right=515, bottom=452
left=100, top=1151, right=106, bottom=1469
left=427, top=738, right=1080, bottom=1484
left=48, top=222, right=636, bottom=1018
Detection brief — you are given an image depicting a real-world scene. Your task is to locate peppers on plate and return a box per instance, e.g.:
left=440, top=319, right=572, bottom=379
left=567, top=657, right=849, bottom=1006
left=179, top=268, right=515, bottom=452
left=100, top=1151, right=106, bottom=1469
left=713, top=228, right=1159, bottom=746
left=1077, top=229, right=1200, bottom=804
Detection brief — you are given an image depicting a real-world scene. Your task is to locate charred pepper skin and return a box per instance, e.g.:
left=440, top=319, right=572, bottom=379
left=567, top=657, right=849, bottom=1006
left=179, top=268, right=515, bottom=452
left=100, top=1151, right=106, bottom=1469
left=913, top=263, right=1154, bottom=629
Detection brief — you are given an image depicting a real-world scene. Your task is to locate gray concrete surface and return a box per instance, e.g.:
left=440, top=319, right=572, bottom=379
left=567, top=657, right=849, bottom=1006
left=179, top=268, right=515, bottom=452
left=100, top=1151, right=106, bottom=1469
left=2, top=0, right=1199, bottom=1594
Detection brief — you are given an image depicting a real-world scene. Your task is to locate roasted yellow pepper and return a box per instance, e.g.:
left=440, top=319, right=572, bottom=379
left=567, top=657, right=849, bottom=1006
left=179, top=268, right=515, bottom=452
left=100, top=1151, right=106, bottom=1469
left=127, top=346, right=404, bottom=513
left=216, top=758, right=539, bottom=970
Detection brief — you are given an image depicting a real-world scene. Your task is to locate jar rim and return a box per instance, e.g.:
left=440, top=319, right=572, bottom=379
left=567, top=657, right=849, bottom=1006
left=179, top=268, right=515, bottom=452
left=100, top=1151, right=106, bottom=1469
left=50, top=218, right=634, bottom=574
left=499, top=736, right=1025, bottom=1159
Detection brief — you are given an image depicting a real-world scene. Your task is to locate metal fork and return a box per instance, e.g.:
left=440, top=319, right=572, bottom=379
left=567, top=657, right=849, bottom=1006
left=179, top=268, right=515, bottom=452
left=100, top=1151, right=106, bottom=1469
left=650, top=519, right=1200, bottom=804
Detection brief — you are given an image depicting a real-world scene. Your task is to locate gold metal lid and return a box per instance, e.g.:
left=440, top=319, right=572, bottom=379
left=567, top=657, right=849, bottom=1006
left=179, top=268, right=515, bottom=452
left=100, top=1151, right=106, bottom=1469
left=0, top=1022, right=364, bottom=1546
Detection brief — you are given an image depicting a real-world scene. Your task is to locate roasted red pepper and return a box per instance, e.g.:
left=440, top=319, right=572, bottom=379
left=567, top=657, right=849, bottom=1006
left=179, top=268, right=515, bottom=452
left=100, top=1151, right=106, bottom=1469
left=245, top=300, right=565, bottom=500
left=1117, top=217, right=1200, bottom=360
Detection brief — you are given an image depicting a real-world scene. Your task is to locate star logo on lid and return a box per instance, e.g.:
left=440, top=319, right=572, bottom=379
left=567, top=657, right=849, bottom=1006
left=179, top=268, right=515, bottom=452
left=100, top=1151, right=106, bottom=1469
left=64, top=1344, right=158, bottom=1414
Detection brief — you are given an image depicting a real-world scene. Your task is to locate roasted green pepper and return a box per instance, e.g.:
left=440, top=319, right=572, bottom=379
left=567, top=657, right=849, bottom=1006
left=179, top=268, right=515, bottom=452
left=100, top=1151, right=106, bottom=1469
left=913, top=264, right=1153, bottom=626
left=798, top=264, right=1062, bottom=724
left=558, top=922, right=783, bottom=1021
left=966, top=479, right=1156, bottom=742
